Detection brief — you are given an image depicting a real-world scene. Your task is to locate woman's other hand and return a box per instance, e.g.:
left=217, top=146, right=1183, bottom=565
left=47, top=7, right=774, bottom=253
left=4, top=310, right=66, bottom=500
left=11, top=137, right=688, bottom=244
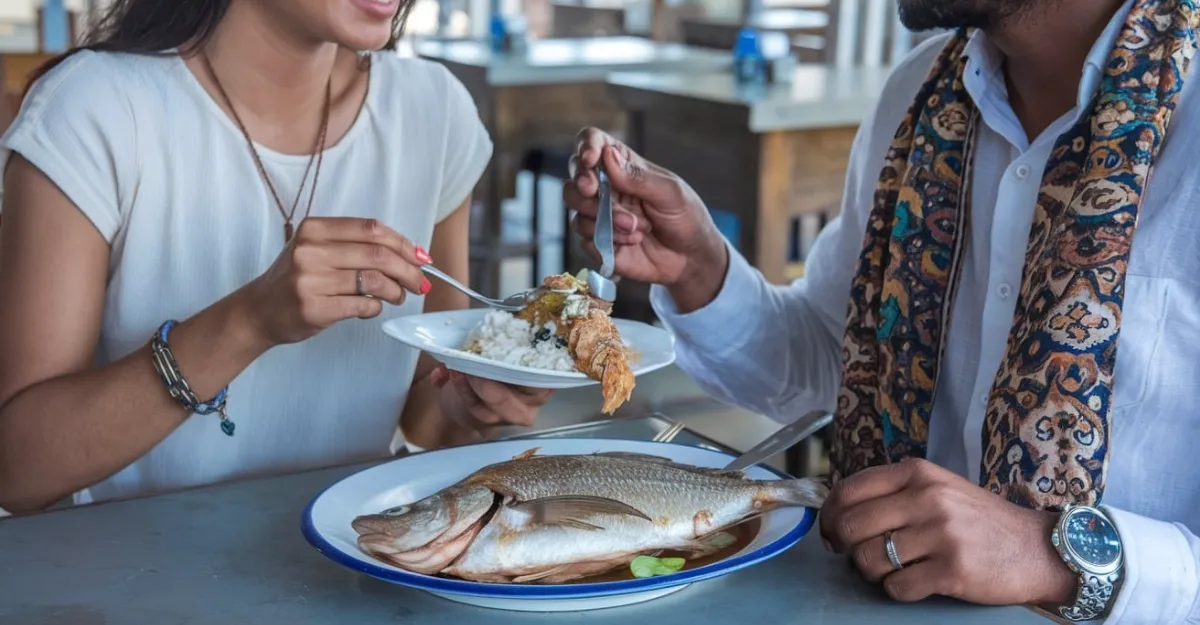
left=430, top=364, right=552, bottom=433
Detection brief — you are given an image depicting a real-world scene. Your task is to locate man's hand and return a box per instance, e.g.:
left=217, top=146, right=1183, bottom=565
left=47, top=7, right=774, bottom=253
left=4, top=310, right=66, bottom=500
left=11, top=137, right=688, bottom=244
left=819, top=458, right=1077, bottom=607
left=564, top=127, right=729, bottom=313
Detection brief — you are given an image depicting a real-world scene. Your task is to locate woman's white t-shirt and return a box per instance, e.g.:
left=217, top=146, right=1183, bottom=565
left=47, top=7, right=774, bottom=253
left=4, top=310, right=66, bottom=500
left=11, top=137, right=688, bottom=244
left=0, top=49, right=493, bottom=504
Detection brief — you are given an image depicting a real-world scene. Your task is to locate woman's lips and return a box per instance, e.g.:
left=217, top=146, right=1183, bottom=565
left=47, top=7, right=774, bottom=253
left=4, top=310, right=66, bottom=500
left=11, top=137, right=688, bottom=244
left=351, top=0, right=400, bottom=21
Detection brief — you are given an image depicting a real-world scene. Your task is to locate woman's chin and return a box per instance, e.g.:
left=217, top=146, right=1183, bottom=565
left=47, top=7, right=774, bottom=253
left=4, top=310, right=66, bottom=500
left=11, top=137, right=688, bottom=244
left=331, top=31, right=391, bottom=52
left=333, top=25, right=396, bottom=51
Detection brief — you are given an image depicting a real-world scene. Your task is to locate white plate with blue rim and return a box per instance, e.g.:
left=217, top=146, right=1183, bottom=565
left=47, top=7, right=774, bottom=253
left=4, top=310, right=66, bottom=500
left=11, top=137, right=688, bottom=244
left=379, top=308, right=676, bottom=390
left=301, top=438, right=817, bottom=612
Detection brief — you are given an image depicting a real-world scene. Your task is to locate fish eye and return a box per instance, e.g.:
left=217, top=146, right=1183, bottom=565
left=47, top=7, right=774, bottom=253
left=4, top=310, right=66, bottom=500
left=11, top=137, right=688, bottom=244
left=382, top=505, right=410, bottom=516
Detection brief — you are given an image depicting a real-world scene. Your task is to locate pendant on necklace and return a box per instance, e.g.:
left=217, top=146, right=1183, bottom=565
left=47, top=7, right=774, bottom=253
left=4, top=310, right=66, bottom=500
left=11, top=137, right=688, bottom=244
left=284, top=221, right=294, bottom=242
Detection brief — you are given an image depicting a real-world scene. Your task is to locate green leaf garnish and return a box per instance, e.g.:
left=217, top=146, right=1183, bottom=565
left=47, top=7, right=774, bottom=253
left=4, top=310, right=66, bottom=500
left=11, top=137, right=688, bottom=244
left=630, top=555, right=687, bottom=578
left=704, top=531, right=737, bottom=550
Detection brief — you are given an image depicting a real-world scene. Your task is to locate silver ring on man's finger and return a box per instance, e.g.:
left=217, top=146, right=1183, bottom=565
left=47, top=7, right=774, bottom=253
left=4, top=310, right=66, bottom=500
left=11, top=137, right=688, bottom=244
left=884, top=531, right=903, bottom=571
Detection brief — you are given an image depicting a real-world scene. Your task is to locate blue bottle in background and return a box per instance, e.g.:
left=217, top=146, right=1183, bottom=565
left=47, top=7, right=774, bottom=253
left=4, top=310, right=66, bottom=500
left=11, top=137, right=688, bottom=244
left=489, top=13, right=510, bottom=53
left=732, top=27, right=767, bottom=86
left=40, top=0, right=70, bottom=53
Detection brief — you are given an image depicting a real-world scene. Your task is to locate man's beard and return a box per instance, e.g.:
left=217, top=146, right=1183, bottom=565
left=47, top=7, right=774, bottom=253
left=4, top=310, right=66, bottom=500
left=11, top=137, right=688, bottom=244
left=896, top=0, right=1039, bottom=31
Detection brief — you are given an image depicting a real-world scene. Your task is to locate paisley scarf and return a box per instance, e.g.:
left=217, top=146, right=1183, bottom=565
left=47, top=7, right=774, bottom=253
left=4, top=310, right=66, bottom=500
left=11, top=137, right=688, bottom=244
left=831, top=0, right=1198, bottom=509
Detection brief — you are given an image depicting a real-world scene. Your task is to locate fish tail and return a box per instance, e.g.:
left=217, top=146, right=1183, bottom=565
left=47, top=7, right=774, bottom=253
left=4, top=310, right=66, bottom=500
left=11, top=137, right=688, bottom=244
left=769, top=477, right=831, bottom=509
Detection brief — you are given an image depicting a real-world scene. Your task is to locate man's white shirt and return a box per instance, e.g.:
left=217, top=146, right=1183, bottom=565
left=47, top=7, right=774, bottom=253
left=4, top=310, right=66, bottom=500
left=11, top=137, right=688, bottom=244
left=653, top=3, right=1200, bottom=622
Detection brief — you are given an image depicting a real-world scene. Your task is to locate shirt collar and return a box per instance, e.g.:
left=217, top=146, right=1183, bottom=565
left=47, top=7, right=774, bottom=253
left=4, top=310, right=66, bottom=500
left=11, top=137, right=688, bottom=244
left=962, top=0, right=1135, bottom=111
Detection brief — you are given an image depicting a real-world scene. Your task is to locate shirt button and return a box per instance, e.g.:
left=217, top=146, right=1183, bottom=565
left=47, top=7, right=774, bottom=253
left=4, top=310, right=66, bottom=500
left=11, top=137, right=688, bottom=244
left=997, top=283, right=1013, bottom=298
left=980, top=393, right=989, bottom=406
left=1014, top=164, right=1032, bottom=179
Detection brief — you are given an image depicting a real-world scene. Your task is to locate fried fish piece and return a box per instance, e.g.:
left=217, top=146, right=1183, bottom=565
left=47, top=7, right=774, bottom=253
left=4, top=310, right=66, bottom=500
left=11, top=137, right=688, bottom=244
left=516, top=272, right=633, bottom=414
left=569, top=308, right=634, bottom=414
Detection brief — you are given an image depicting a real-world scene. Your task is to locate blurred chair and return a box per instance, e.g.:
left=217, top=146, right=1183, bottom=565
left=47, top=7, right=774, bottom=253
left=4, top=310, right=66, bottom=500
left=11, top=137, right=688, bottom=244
left=521, top=146, right=574, bottom=287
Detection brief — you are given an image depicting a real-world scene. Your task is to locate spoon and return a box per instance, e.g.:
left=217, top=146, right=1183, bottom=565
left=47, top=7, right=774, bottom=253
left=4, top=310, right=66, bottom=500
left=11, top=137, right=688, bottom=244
left=587, top=164, right=618, bottom=302
left=420, top=264, right=540, bottom=312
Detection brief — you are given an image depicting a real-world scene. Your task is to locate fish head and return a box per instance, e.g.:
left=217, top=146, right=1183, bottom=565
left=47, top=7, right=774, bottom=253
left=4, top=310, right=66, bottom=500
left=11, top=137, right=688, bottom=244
left=352, top=483, right=497, bottom=573
left=352, top=492, right=456, bottom=554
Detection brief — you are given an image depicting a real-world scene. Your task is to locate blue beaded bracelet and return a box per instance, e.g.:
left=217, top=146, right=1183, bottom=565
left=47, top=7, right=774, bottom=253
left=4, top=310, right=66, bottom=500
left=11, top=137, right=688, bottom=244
left=149, top=320, right=235, bottom=436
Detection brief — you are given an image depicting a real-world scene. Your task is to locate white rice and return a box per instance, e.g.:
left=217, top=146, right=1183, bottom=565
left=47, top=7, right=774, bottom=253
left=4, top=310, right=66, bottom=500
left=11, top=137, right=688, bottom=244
left=463, top=310, right=575, bottom=372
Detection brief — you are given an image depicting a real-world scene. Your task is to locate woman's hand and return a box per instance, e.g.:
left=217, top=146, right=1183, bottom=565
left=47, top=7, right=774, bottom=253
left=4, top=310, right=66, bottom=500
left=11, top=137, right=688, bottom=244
left=564, top=128, right=728, bottom=299
left=237, top=217, right=433, bottom=347
left=430, top=364, right=552, bottom=434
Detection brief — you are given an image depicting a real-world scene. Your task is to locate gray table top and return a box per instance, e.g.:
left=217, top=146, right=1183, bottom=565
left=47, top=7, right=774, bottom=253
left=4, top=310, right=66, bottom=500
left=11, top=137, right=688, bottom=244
left=607, top=63, right=892, bottom=132
left=1, top=452, right=1048, bottom=624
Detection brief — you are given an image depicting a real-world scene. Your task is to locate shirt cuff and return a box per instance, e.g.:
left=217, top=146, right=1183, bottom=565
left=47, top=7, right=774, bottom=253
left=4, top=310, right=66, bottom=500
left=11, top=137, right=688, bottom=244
left=649, top=242, right=766, bottom=358
left=1101, top=504, right=1198, bottom=624
left=388, top=427, right=426, bottom=455
left=1, top=128, right=122, bottom=243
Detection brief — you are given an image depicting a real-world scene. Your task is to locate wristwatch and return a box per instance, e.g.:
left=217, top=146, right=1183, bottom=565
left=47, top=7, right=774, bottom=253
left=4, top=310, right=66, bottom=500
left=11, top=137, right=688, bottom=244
left=1051, top=504, right=1124, bottom=622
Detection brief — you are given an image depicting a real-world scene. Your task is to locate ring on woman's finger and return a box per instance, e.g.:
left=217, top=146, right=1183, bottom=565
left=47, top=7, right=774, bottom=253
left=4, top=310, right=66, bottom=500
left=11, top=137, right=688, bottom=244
left=884, top=531, right=903, bottom=571
left=355, top=269, right=377, bottom=299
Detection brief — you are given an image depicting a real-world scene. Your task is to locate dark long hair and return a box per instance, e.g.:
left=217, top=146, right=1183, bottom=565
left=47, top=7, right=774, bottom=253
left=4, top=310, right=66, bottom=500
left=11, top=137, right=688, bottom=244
left=28, top=0, right=414, bottom=93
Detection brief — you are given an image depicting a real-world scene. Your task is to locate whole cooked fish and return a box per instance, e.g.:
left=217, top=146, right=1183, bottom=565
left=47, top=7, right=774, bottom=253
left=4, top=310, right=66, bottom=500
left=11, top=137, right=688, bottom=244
left=352, top=448, right=828, bottom=584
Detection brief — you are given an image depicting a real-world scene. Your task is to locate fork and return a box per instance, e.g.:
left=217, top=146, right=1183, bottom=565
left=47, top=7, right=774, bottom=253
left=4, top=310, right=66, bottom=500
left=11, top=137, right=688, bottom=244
left=651, top=421, right=686, bottom=443
left=420, top=264, right=539, bottom=312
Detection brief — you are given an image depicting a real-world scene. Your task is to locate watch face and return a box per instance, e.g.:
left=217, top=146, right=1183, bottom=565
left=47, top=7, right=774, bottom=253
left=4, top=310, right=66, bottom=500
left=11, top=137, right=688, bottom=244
left=1065, top=509, right=1122, bottom=567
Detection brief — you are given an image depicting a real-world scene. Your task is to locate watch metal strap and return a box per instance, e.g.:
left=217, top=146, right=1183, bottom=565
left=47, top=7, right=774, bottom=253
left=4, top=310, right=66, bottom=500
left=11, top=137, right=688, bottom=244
left=1059, top=571, right=1120, bottom=622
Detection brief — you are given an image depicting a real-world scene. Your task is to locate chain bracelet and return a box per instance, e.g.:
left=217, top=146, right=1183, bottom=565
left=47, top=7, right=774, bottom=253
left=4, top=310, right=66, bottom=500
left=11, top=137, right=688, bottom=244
left=150, top=320, right=235, bottom=436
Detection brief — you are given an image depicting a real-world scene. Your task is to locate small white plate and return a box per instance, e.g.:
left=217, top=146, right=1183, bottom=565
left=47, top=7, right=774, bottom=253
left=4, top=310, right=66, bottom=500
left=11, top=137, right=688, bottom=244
left=301, top=438, right=816, bottom=613
left=380, top=308, right=676, bottom=389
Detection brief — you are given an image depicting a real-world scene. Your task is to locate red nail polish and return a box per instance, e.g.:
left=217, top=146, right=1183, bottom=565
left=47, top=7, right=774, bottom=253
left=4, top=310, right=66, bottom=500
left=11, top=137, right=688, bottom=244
left=419, top=278, right=432, bottom=295
left=415, top=246, right=432, bottom=264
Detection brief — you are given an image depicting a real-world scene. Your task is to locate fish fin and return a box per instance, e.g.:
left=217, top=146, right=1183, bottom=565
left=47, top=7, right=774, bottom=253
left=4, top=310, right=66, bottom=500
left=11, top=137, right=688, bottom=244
left=510, top=494, right=652, bottom=529
left=592, top=451, right=674, bottom=463
left=592, top=452, right=747, bottom=479
left=512, top=564, right=573, bottom=583
left=512, top=447, right=541, bottom=460
left=674, top=531, right=740, bottom=559
left=682, top=467, right=747, bottom=479
left=674, top=541, right=722, bottom=559
left=556, top=518, right=606, bottom=531
left=510, top=557, right=636, bottom=584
